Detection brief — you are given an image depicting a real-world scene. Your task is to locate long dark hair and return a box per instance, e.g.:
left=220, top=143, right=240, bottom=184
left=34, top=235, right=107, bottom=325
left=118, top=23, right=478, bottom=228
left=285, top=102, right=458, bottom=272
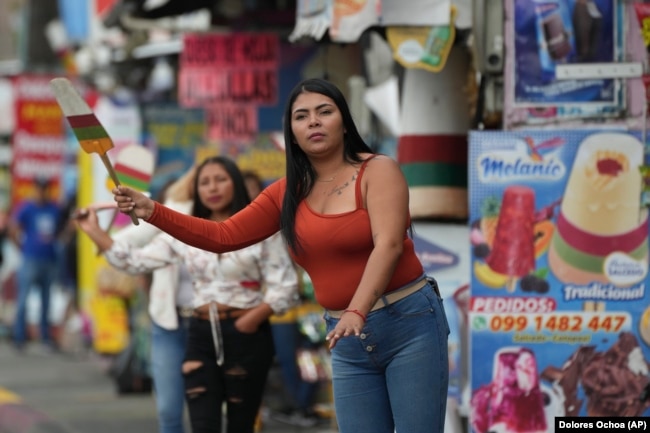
left=280, top=78, right=374, bottom=253
left=191, top=156, right=251, bottom=219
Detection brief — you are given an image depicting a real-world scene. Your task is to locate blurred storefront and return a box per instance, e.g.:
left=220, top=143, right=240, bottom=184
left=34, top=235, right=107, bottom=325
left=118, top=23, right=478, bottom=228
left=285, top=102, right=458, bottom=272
left=2, top=0, right=650, bottom=431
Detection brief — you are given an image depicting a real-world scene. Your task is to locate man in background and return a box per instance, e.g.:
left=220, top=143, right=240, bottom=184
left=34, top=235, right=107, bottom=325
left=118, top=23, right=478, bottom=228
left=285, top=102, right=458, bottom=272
left=9, top=177, right=63, bottom=352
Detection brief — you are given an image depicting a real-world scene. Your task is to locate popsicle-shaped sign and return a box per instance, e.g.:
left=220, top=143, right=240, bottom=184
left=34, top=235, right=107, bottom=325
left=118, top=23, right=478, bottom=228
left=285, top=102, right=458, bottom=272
left=114, top=145, right=155, bottom=193
left=103, top=145, right=155, bottom=233
left=49, top=77, right=139, bottom=225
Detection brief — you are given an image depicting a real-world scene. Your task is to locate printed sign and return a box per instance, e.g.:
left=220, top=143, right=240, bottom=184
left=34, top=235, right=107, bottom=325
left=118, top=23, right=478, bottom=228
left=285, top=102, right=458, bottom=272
left=412, top=233, right=460, bottom=274
left=504, top=0, right=625, bottom=126
left=11, top=75, right=67, bottom=205
left=469, top=130, right=650, bottom=430
left=178, top=32, right=279, bottom=108
left=206, top=104, right=258, bottom=141
left=141, top=103, right=205, bottom=198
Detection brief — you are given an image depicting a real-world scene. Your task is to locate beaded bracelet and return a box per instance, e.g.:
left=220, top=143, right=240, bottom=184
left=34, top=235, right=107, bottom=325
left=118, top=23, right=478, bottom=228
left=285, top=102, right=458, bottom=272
left=344, top=309, right=367, bottom=322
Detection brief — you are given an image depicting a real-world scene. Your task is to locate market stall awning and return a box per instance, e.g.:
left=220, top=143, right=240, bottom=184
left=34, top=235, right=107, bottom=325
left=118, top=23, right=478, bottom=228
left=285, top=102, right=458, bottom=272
left=289, top=0, right=471, bottom=43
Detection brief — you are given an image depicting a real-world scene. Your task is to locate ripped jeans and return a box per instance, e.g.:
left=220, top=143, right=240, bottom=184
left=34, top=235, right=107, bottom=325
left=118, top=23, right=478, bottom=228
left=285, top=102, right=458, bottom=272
left=183, top=318, right=274, bottom=433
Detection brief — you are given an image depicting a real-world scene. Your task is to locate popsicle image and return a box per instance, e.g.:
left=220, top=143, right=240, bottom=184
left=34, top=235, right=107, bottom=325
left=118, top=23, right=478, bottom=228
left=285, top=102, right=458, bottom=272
left=572, top=0, right=602, bottom=62
left=542, top=11, right=572, bottom=60
left=486, top=186, right=536, bottom=292
left=49, top=77, right=139, bottom=225
left=471, top=347, right=547, bottom=433
left=113, top=145, right=155, bottom=193
left=492, top=347, right=547, bottom=433
left=104, top=144, right=155, bottom=233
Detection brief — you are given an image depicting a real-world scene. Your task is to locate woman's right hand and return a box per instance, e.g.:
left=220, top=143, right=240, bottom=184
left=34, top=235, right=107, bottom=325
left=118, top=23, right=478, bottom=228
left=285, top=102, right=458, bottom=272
left=112, top=186, right=155, bottom=220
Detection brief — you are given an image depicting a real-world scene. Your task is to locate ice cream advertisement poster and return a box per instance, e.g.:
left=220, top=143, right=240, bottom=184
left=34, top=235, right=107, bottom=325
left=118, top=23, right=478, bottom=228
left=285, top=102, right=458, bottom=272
left=503, top=0, right=626, bottom=127
left=468, top=129, right=650, bottom=428
left=510, top=0, right=621, bottom=106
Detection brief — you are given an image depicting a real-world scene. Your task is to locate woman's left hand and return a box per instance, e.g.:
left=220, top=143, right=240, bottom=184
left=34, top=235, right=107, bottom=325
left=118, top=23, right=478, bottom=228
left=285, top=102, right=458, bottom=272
left=71, top=207, right=100, bottom=233
left=326, top=314, right=364, bottom=349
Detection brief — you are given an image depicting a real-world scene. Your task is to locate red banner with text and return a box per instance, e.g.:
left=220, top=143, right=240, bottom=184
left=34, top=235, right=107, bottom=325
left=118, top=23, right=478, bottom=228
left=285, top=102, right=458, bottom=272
left=11, top=74, right=66, bottom=206
left=178, top=32, right=279, bottom=142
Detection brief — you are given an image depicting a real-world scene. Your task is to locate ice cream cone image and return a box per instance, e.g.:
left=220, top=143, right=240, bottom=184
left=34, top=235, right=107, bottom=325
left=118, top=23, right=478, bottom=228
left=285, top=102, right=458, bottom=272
left=549, top=132, right=648, bottom=287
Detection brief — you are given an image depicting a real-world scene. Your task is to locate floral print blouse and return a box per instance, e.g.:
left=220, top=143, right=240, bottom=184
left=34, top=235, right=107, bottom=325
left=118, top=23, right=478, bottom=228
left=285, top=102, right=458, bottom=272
left=105, top=231, right=300, bottom=314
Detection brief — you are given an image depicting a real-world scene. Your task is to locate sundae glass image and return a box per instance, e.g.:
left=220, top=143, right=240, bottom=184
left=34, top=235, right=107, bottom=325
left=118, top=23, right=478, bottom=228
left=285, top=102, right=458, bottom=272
left=549, top=132, right=648, bottom=285
left=471, top=347, right=546, bottom=433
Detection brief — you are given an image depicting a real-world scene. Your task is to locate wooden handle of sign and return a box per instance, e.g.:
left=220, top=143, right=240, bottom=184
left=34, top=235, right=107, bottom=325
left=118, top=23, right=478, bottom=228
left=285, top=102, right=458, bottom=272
left=99, top=154, right=139, bottom=226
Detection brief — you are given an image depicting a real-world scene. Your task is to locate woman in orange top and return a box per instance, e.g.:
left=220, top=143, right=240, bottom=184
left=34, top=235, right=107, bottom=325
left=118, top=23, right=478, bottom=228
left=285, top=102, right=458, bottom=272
left=109, top=78, right=450, bottom=433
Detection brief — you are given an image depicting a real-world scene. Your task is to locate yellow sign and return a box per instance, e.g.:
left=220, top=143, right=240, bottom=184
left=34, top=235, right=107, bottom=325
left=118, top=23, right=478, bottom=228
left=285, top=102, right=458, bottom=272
left=0, top=388, right=21, bottom=404
left=386, top=7, right=456, bottom=73
left=78, top=151, right=130, bottom=355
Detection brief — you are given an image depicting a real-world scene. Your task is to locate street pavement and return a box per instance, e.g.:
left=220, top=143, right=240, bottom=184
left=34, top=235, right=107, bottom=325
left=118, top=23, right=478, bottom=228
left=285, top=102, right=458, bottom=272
left=0, top=340, right=337, bottom=433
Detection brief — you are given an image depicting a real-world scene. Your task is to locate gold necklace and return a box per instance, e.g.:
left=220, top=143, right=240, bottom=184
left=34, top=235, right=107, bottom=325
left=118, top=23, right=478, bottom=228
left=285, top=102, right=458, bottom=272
left=317, top=165, right=345, bottom=182
left=317, top=175, right=337, bottom=182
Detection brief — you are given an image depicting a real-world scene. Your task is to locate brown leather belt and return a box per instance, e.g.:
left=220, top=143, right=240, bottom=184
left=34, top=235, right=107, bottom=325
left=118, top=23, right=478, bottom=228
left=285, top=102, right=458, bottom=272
left=327, top=278, right=428, bottom=319
left=192, top=308, right=252, bottom=321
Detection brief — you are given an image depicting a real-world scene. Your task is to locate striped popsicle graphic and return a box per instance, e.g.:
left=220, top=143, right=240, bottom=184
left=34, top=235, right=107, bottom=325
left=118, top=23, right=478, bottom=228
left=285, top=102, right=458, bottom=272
left=114, top=145, right=154, bottom=192
left=50, top=76, right=139, bottom=225
left=65, top=113, right=114, bottom=155
left=115, top=163, right=150, bottom=191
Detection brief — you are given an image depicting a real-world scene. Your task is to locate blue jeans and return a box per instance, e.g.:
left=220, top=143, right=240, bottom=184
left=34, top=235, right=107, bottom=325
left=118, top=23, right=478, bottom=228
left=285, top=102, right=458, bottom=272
left=324, top=279, right=450, bottom=433
left=13, top=258, right=58, bottom=346
left=151, top=316, right=190, bottom=433
left=271, top=322, right=319, bottom=411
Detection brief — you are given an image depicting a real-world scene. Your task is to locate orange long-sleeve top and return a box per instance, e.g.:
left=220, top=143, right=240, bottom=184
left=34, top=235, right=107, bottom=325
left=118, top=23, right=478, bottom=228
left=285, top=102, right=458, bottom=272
left=147, top=167, right=424, bottom=311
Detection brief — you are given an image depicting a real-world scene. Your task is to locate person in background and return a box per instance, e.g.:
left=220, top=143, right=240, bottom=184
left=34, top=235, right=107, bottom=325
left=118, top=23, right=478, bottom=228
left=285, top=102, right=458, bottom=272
left=108, top=78, right=451, bottom=433
left=9, top=177, right=64, bottom=352
left=54, top=192, right=81, bottom=319
left=267, top=274, right=325, bottom=428
left=75, top=156, right=300, bottom=433
left=0, top=208, right=9, bottom=268
left=241, top=169, right=323, bottom=428
left=110, top=167, right=196, bottom=433
left=242, top=170, right=264, bottom=199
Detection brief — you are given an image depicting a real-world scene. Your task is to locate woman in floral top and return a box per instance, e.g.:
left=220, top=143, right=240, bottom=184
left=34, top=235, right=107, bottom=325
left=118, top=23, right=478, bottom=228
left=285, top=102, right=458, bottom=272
left=74, top=156, right=299, bottom=433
